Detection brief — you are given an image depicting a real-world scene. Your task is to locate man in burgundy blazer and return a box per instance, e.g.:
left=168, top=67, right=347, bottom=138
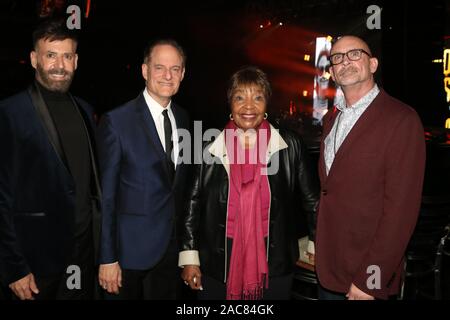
left=315, top=36, right=426, bottom=300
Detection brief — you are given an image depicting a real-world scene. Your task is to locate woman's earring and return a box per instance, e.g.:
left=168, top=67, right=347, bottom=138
left=264, top=113, right=268, bottom=119
left=229, top=114, right=234, bottom=120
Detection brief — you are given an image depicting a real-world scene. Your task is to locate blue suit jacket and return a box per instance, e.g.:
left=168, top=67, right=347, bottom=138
left=97, top=93, right=190, bottom=270
left=0, top=83, right=101, bottom=285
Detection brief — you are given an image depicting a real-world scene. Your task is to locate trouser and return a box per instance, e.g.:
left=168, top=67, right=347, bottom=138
left=198, top=274, right=294, bottom=300
left=104, top=235, right=179, bottom=300
left=12, top=230, right=95, bottom=300
left=198, top=237, right=294, bottom=300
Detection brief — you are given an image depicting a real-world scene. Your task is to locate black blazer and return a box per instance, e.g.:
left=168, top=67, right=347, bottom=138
left=0, top=83, right=101, bottom=285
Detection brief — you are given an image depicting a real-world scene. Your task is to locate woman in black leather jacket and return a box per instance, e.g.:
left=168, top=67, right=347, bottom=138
left=179, top=66, right=319, bottom=300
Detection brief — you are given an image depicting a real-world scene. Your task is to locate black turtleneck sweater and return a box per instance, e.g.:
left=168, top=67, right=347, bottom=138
left=37, top=82, right=92, bottom=249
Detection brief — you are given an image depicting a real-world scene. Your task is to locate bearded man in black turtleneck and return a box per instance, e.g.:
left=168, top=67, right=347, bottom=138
left=0, top=18, right=101, bottom=300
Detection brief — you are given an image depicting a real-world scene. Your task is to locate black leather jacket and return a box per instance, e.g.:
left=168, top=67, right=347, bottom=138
left=180, top=125, right=319, bottom=283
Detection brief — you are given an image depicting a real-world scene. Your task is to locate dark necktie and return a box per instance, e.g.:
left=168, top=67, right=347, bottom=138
left=162, top=109, right=175, bottom=171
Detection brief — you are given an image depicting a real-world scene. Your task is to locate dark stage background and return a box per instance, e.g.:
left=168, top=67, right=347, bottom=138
left=0, top=0, right=448, bottom=131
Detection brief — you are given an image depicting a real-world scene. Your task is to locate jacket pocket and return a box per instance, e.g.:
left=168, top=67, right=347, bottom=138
left=119, top=212, right=146, bottom=216
left=14, top=212, right=46, bottom=217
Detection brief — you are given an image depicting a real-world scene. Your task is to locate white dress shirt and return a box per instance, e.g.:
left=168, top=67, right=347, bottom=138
left=143, top=88, right=179, bottom=168
left=324, top=84, right=380, bottom=175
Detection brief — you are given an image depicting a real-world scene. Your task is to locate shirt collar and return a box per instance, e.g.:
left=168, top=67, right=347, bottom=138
left=336, top=84, right=380, bottom=112
left=143, top=88, right=172, bottom=117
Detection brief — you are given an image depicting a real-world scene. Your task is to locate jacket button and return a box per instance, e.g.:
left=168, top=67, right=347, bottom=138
left=322, top=190, right=327, bottom=196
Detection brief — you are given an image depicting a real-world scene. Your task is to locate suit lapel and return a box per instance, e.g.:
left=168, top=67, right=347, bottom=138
left=136, top=94, right=174, bottom=187
left=28, top=82, right=70, bottom=173
left=72, top=95, right=102, bottom=201
left=136, top=94, right=165, bottom=156
left=326, top=92, right=384, bottom=181
left=171, top=103, right=188, bottom=188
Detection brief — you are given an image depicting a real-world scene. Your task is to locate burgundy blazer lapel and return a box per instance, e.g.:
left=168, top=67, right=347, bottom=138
left=326, top=91, right=385, bottom=181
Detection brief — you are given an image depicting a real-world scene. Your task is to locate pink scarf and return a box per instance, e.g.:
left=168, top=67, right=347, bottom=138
left=224, top=120, right=271, bottom=300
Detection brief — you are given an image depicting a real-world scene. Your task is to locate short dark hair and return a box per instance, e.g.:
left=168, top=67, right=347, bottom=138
left=143, top=39, right=186, bottom=67
left=227, top=66, right=272, bottom=104
left=32, top=18, right=78, bottom=49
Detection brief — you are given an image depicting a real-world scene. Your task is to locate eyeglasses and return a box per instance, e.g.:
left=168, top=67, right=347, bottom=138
left=329, top=49, right=371, bottom=65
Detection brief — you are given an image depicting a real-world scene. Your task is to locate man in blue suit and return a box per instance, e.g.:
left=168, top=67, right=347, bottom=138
left=97, top=39, right=190, bottom=299
left=0, top=18, right=101, bottom=300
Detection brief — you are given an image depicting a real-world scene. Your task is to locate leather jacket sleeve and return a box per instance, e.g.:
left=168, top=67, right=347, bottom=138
left=293, top=132, right=320, bottom=241
left=180, top=162, right=203, bottom=251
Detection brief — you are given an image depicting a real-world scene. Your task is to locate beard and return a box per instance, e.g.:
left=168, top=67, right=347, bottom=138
left=36, top=63, right=74, bottom=93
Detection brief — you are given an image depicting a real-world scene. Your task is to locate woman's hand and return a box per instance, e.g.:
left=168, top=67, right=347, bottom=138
left=181, top=265, right=203, bottom=290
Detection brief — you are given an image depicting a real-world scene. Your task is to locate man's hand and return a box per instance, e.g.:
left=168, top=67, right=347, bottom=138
left=9, top=273, right=39, bottom=300
left=181, top=265, right=202, bottom=290
left=346, top=283, right=375, bottom=300
left=99, top=263, right=122, bottom=294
